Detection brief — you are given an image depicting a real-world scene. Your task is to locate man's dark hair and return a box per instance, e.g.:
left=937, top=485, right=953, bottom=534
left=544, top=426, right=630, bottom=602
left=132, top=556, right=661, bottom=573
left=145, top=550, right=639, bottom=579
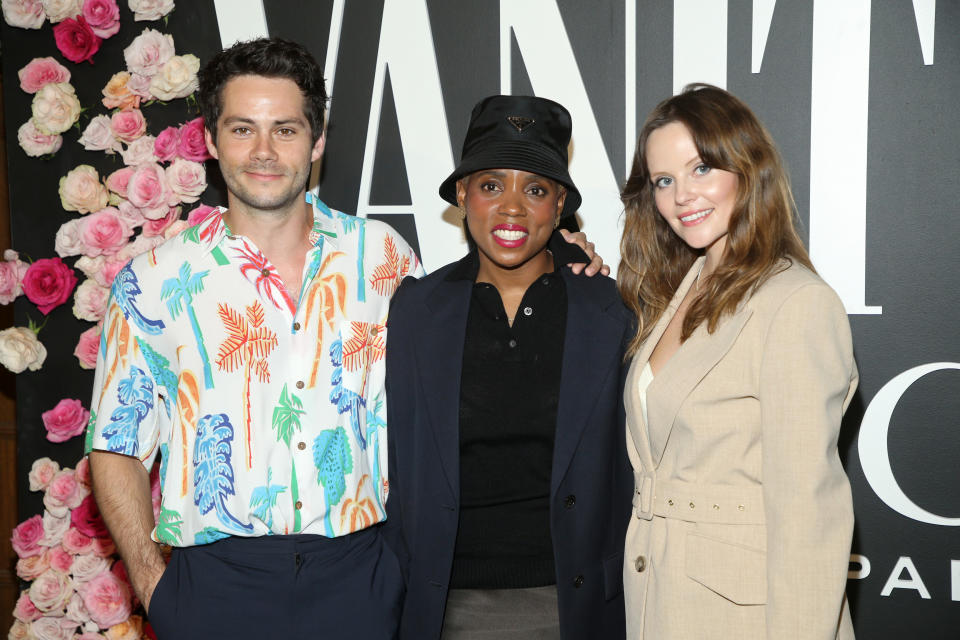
left=198, top=37, right=328, bottom=144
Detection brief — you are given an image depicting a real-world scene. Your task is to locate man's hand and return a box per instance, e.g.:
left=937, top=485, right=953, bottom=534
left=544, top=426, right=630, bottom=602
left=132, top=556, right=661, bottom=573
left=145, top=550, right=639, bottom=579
left=559, top=228, right=610, bottom=276
left=89, top=451, right=168, bottom=613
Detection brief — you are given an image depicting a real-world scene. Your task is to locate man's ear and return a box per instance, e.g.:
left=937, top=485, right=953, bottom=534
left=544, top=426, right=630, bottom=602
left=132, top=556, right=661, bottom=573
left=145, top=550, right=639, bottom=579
left=310, top=133, right=326, bottom=163
left=204, top=127, right=219, bottom=160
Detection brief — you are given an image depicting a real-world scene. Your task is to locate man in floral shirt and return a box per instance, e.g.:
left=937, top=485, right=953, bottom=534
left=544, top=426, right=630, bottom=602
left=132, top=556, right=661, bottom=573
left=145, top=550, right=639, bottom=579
left=87, top=38, right=421, bottom=638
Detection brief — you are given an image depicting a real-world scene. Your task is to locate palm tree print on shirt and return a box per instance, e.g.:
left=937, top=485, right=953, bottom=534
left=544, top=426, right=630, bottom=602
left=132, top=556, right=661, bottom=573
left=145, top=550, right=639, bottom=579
left=161, top=261, right=215, bottom=389
left=215, top=301, right=278, bottom=469
left=303, top=251, right=347, bottom=388
left=272, top=383, right=306, bottom=532
left=193, top=413, right=253, bottom=534
left=313, top=426, right=353, bottom=537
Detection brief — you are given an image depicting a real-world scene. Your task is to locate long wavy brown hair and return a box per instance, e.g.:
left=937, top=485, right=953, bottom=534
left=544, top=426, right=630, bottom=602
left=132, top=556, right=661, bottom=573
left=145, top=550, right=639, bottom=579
left=618, top=84, right=813, bottom=357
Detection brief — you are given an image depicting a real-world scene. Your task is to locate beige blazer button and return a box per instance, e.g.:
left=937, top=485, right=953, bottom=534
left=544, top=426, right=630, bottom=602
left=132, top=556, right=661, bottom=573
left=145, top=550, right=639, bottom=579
left=634, top=555, right=646, bottom=573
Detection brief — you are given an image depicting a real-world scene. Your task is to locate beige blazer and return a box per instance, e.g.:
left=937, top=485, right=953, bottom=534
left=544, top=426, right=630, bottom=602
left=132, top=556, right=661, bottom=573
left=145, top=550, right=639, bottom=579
left=623, top=257, right=857, bottom=640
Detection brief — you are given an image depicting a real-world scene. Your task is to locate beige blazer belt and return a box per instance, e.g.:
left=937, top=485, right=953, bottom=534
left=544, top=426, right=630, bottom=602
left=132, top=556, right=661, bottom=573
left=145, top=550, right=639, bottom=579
left=633, top=475, right=765, bottom=525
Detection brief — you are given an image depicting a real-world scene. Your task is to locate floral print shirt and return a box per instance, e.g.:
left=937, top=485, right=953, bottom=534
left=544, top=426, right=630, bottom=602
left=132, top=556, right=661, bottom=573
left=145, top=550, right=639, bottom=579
left=87, top=195, right=423, bottom=546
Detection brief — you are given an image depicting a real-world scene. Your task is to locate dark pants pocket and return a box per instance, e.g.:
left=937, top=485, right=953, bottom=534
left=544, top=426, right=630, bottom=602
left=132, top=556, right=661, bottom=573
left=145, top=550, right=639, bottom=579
left=146, top=554, right=177, bottom=639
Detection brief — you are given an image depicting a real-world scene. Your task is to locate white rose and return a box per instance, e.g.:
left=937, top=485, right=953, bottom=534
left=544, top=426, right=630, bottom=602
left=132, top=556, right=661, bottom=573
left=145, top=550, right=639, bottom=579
left=73, top=279, right=110, bottom=322
left=122, top=28, right=174, bottom=77
left=65, top=592, right=91, bottom=625
left=39, top=0, right=80, bottom=22
left=17, top=119, right=62, bottom=157
left=128, top=0, right=173, bottom=21
left=28, top=457, right=61, bottom=491
left=165, top=158, right=206, bottom=203
left=30, top=614, right=74, bottom=640
left=2, top=0, right=46, bottom=28
left=149, top=54, right=199, bottom=100
left=31, top=82, right=81, bottom=135
left=116, top=200, right=145, bottom=229
left=40, top=511, right=69, bottom=547
left=74, top=255, right=105, bottom=280
left=0, top=326, right=47, bottom=373
left=120, top=135, right=158, bottom=167
left=28, top=569, right=72, bottom=613
left=54, top=219, right=85, bottom=258
left=79, top=115, right=121, bottom=154
left=70, top=554, right=110, bottom=583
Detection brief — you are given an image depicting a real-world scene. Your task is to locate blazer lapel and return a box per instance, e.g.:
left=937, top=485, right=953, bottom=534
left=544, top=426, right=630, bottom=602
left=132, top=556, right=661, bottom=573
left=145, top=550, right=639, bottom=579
left=417, top=278, right=473, bottom=498
left=551, top=274, right=623, bottom=497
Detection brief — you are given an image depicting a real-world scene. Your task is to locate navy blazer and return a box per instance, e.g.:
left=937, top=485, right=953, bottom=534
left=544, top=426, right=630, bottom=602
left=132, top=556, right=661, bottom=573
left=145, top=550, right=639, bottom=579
left=384, top=243, right=633, bottom=640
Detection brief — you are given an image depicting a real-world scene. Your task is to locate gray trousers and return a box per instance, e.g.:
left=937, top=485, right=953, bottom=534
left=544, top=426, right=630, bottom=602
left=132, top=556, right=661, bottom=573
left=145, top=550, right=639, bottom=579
left=440, top=585, right=561, bottom=640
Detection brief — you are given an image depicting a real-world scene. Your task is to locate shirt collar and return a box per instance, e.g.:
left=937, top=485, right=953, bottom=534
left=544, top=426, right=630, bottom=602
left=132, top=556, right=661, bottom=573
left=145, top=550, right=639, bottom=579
left=445, top=230, right=590, bottom=281
left=197, top=193, right=341, bottom=256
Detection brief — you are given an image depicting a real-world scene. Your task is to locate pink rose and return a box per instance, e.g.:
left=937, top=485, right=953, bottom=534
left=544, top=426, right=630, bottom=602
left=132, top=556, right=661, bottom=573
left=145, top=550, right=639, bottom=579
left=16, top=552, right=50, bottom=580
left=123, top=28, right=174, bottom=77
left=59, top=165, right=109, bottom=214
left=75, top=456, right=92, bottom=487
left=73, top=278, right=111, bottom=322
left=11, top=515, right=45, bottom=558
left=41, top=0, right=82, bottom=22
left=79, top=115, right=122, bottom=154
left=186, top=203, right=216, bottom=226
left=126, top=163, right=175, bottom=217
left=42, top=398, right=91, bottom=443
left=44, top=469, right=86, bottom=517
left=65, top=592, right=91, bottom=626
left=74, top=325, right=101, bottom=369
left=47, top=546, right=74, bottom=573
left=70, top=553, right=110, bottom=583
left=31, top=82, right=81, bottom=135
left=0, top=249, right=30, bottom=304
left=18, top=57, right=71, bottom=94
left=116, top=200, right=145, bottom=229
left=61, top=527, right=94, bottom=555
left=102, top=71, right=139, bottom=110
left=120, top=135, right=157, bottom=166
left=128, top=0, right=172, bottom=21
left=28, top=457, right=61, bottom=491
left=141, top=206, right=180, bottom=236
left=97, top=258, right=127, bottom=287
left=71, top=495, right=109, bottom=539
left=53, top=15, right=102, bottom=64
left=55, top=219, right=86, bottom=258
left=177, top=116, right=211, bottom=161
left=2, top=0, right=46, bottom=29
left=165, top=158, right=206, bottom=203
left=80, top=571, right=132, bottom=628
left=29, top=569, right=72, bottom=612
left=90, top=534, right=116, bottom=558
left=30, top=615, right=74, bottom=640
left=126, top=71, right=153, bottom=99
left=105, top=167, right=134, bottom=199
left=81, top=0, right=118, bottom=38
left=153, top=125, right=180, bottom=162
left=14, top=591, right=42, bottom=623
left=81, top=207, right=133, bottom=257
left=110, top=109, right=146, bottom=144
left=23, top=257, right=78, bottom=315
left=17, top=120, right=63, bottom=157
left=41, top=512, right=69, bottom=547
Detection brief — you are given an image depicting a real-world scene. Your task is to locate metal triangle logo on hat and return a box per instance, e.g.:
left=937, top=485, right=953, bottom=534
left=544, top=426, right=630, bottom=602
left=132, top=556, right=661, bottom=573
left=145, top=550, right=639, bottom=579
left=507, top=116, right=535, bottom=132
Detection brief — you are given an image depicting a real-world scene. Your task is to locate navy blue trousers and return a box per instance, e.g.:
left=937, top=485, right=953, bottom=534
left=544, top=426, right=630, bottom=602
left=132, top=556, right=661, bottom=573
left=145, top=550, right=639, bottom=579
left=147, top=526, right=404, bottom=639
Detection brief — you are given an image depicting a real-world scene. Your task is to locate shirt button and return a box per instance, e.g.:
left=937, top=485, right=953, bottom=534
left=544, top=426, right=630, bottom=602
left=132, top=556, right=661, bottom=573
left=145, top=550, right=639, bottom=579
left=369, top=326, right=379, bottom=336
left=295, top=380, right=304, bottom=389
left=295, top=501, right=303, bottom=510
left=522, top=306, right=533, bottom=317
left=573, top=575, right=584, bottom=588
left=564, top=495, right=576, bottom=509
left=635, top=555, right=646, bottom=573
left=293, top=322, right=301, bottom=331
left=261, top=268, right=270, bottom=277
left=297, top=441, right=306, bottom=450
left=508, top=339, right=517, bottom=349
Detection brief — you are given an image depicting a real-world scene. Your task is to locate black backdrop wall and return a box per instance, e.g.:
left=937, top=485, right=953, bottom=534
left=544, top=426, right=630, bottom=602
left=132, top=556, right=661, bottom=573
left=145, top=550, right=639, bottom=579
left=5, top=1, right=958, bottom=638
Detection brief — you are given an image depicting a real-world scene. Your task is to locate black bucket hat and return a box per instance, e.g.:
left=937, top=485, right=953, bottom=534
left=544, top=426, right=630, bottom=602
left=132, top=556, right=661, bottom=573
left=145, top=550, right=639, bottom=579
left=439, top=95, right=581, bottom=217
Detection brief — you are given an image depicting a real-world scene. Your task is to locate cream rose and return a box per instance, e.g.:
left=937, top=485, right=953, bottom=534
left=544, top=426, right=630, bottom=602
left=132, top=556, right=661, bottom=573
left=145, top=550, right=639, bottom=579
left=59, top=165, right=109, bottom=214
left=29, top=569, right=72, bottom=612
left=165, top=158, right=206, bottom=203
left=40, top=0, right=80, bottom=22
left=30, top=615, right=74, bottom=640
left=40, top=511, right=70, bottom=547
left=16, top=552, right=50, bottom=580
left=120, top=135, right=157, bottom=166
left=123, top=27, right=174, bottom=77
left=70, top=554, right=110, bottom=583
left=65, top=592, right=91, bottom=626
left=73, top=278, right=111, bottom=321
left=79, top=115, right=121, bottom=154
left=2, top=0, right=46, bottom=28
left=101, top=71, right=140, bottom=110
left=149, top=54, right=199, bottom=100
left=17, top=120, right=63, bottom=157
left=28, top=457, right=61, bottom=491
left=128, top=0, right=173, bottom=21
left=54, top=219, right=85, bottom=258
left=0, top=326, right=47, bottom=373
left=31, top=82, right=81, bottom=135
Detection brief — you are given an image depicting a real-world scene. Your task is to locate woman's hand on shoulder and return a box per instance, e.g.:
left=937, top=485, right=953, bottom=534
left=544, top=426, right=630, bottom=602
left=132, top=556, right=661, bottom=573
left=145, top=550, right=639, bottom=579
left=559, top=228, right=610, bottom=276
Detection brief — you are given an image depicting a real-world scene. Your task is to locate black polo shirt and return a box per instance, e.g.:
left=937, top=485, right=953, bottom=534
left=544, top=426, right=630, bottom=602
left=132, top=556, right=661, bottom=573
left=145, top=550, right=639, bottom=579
left=448, top=234, right=584, bottom=589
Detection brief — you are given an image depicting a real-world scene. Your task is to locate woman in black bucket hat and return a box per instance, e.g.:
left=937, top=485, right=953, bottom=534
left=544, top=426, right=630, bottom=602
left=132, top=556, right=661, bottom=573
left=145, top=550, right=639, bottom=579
left=383, top=95, right=633, bottom=639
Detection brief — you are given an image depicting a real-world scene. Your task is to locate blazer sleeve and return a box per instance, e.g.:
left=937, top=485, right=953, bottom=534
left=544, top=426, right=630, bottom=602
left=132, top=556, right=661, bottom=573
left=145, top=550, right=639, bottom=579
left=758, top=282, right=857, bottom=639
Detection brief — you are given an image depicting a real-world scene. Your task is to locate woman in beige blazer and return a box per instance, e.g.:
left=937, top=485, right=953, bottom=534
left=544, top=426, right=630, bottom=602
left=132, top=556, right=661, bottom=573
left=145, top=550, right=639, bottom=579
left=617, top=84, right=858, bottom=639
